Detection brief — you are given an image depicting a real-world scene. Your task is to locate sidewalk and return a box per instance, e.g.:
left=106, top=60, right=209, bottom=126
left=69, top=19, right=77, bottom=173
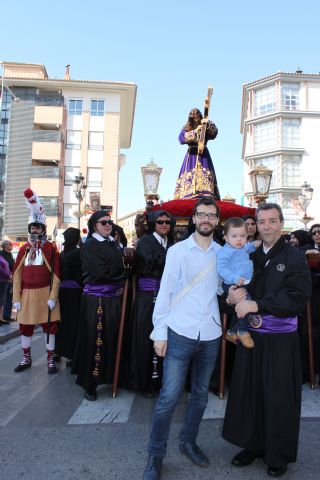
left=0, top=320, right=19, bottom=344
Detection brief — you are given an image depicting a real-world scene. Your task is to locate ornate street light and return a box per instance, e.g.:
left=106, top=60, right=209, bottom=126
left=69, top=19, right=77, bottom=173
left=141, top=159, right=163, bottom=209
left=249, top=163, right=273, bottom=205
left=72, top=173, right=87, bottom=228
left=298, top=181, right=314, bottom=230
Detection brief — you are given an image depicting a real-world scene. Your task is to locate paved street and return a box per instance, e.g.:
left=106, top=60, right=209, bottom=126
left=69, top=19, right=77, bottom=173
left=1, top=331, right=320, bottom=480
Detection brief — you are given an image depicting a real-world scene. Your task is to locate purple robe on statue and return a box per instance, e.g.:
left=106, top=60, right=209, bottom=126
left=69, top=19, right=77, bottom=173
left=174, top=121, right=220, bottom=200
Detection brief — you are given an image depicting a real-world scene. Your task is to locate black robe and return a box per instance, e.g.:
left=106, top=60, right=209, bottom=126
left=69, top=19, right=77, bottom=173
left=131, top=234, right=171, bottom=393
left=222, top=237, right=311, bottom=468
left=55, top=247, right=82, bottom=360
left=72, top=237, right=126, bottom=391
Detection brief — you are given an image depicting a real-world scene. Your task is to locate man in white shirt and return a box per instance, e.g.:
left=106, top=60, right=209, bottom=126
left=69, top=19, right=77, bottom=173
left=143, top=197, right=222, bottom=480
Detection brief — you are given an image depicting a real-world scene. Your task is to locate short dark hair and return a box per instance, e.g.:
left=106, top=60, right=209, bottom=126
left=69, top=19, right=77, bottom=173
left=193, top=197, right=220, bottom=218
left=242, top=215, right=256, bottom=224
left=224, top=217, right=246, bottom=235
left=310, top=223, right=320, bottom=234
left=256, top=202, right=284, bottom=223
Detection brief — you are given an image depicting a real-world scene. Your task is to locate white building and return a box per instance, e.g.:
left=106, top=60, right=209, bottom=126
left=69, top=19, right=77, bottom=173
left=0, top=62, right=137, bottom=239
left=241, top=70, right=320, bottom=230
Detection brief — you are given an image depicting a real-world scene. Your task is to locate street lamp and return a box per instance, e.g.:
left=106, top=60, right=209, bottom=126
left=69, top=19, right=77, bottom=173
left=72, top=173, right=87, bottom=228
left=249, top=163, right=273, bottom=205
left=141, top=159, right=163, bottom=209
left=298, top=181, right=314, bottom=230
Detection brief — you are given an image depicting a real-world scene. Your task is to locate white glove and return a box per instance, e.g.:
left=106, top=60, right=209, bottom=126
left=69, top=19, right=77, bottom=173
left=13, top=302, right=21, bottom=311
left=47, top=299, right=56, bottom=310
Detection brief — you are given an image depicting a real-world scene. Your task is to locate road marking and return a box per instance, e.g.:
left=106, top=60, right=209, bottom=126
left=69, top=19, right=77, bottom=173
left=68, top=388, right=135, bottom=425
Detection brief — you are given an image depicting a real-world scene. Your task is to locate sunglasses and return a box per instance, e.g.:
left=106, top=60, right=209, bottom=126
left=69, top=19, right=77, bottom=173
left=156, top=220, right=171, bottom=225
left=96, top=220, right=113, bottom=226
left=312, top=230, right=320, bottom=236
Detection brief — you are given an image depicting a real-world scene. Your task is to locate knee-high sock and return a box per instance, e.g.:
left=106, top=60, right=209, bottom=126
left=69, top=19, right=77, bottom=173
left=21, top=335, right=32, bottom=349
left=45, top=333, right=55, bottom=352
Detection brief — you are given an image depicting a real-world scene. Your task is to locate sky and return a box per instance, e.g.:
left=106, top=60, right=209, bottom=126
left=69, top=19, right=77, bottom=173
left=2, top=0, right=320, bottom=217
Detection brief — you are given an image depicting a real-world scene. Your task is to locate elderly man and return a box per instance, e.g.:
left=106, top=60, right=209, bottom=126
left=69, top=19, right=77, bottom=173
left=13, top=188, right=60, bottom=374
left=143, top=197, right=222, bottom=480
left=223, top=203, right=311, bottom=478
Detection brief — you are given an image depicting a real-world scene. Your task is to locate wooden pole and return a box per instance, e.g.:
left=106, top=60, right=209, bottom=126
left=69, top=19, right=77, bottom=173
left=112, top=279, right=129, bottom=398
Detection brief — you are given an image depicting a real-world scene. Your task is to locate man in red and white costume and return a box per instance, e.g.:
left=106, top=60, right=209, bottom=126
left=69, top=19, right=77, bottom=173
left=13, top=188, right=61, bottom=374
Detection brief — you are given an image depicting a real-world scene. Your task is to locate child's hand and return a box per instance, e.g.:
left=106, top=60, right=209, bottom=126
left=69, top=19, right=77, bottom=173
left=254, top=240, right=262, bottom=248
left=237, top=277, right=246, bottom=286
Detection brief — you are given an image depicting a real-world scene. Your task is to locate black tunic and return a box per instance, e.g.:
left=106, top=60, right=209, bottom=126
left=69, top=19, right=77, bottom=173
left=222, top=237, right=311, bottom=467
left=131, top=234, right=171, bottom=393
left=55, top=247, right=82, bottom=359
left=72, top=237, right=126, bottom=391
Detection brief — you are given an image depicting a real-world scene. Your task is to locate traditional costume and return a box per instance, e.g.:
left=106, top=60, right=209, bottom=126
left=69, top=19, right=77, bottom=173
left=174, top=109, right=220, bottom=200
left=223, top=237, right=311, bottom=468
left=131, top=211, right=174, bottom=396
left=13, top=188, right=60, bottom=374
left=72, top=210, right=127, bottom=400
left=55, top=227, right=82, bottom=366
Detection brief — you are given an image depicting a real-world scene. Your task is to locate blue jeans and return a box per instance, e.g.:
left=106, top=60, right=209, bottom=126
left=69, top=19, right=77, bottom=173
left=148, top=328, right=220, bottom=458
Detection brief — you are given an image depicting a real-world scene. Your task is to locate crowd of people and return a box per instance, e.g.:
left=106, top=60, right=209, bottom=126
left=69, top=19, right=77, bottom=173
left=1, top=186, right=320, bottom=479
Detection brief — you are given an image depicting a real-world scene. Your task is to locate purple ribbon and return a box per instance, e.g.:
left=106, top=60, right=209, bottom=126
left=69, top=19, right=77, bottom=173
left=248, top=314, right=297, bottom=334
left=138, top=277, right=161, bottom=292
left=60, top=280, right=81, bottom=289
left=83, top=283, right=124, bottom=298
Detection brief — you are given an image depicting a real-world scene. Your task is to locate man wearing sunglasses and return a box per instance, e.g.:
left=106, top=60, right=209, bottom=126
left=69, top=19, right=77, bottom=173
left=143, top=197, right=222, bottom=480
left=132, top=210, right=174, bottom=398
left=72, top=210, right=126, bottom=401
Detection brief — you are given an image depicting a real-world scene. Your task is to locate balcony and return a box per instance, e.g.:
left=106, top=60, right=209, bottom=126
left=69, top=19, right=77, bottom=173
left=32, top=130, right=63, bottom=162
left=34, top=105, right=64, bottom=126
left=30, top=177, right=60, bottom=197
left=31, top=166, right=60, bottom=178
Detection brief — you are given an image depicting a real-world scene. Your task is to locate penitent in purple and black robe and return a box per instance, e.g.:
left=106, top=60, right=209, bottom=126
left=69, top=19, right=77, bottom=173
left=174, top=121, right=220, bottom=200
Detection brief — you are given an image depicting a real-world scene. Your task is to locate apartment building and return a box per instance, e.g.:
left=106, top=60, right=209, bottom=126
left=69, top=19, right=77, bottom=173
left=241, top=70, right=320, bottom=229
left=0, top=61, right=137, bottom=239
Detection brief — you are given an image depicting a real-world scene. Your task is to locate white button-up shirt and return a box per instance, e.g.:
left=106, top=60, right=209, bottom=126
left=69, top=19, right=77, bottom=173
left=151, top=234, right=222, bottom=341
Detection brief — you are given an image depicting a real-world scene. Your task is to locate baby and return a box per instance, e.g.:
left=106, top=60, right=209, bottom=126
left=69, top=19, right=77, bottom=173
left=217, top=217, right=261, bottom=348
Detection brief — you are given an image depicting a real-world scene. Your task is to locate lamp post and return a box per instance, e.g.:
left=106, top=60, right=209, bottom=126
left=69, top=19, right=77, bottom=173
left=249, top=163, right=273, bottom=205
left=72, top=173, right=87, bottom=229
left=298, top=181, right=313, bottom=230
left=141, top=159, right=163, bottom=210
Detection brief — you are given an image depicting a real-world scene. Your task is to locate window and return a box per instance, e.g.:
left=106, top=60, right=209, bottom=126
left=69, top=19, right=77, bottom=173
left=87, top=168, right=102, bottom=187
left=68, top=99, right=83, bottom=116
left=254, top=120, right=276, bottom=152
left=254, top=86, right=276, bottom=116
left=88, top=131, right=104, bottom=150
left=63, top=203, right=78, bottom=224
left=39, top=197, right=58, bottom=216
left=66, top=130, right=81, bottom=149
left=253, top=156, right=279, bottom=189
left=90, top=100, right=104, bottom=116
left=281, top=119, right=300, bottom=147
left=64, top=167, right=80, bottom=185
left=282, top=83, right=300, bottom=111
left=282, top=155, right=301, bottom=187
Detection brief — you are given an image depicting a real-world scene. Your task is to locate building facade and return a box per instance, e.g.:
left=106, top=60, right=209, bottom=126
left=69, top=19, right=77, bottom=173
left=241, top=70, right=320, bottom=229
left=0, top=62, right=136, bottom=239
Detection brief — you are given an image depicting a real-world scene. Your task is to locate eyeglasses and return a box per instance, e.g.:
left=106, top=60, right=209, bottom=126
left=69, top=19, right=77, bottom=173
left=311, top=230, right=320, bottom=236
left=195, top=212, right=218, bottom=220
left=96, top=220, right=113, bottom=226
left=156, top=220, right=171, bottom=225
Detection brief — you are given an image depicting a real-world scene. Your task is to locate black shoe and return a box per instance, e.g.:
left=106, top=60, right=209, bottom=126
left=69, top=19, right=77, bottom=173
left=48, top=355, right=58, bottom=374
left=54, top=354, right=62, bottom=363
left=231, top=449, right=259, bottom=467
left=267, top=466, right=287, bottom=477
left=14, top=362, right=32, bottom=372
left=66, top=359, right=73, bottom=368
left=0, top=319, right=10, bottom=325
left=143, top=455, right=162, bottom=480
left=179, top=442, right=209, bottom=468
left=84, top=389, right=97, bottom=401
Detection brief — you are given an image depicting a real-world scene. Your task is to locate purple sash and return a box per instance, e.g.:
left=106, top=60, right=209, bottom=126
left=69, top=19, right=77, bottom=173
left=60, top=280, right=81, bottom=289
left=83, top=283, right=124, bottom=298
left=248, top=314, right=297, bottom=334
left=138, top=277, right=161, bottom=292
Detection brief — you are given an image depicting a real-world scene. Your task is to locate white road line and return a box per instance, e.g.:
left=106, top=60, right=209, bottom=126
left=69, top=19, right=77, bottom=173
left=68, top=388, right=135, bottom=425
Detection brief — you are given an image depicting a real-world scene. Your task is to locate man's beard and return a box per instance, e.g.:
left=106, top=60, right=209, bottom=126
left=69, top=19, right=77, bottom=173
left=195, top=224, right=214, bottom=237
